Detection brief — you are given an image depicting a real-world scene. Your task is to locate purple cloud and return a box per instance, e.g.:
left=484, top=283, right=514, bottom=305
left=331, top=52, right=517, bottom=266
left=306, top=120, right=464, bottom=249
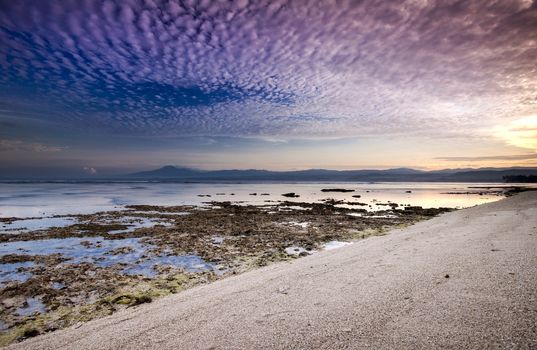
left=0, top=0, right=536, bottom=140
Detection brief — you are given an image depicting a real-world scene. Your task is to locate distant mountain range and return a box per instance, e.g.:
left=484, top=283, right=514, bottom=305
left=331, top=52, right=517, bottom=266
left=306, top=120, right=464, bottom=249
left=126, top=165, right=537, bottom=183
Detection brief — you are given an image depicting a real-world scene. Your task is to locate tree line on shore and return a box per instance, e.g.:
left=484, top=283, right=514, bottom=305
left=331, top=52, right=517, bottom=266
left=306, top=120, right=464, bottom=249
left=503, top=175, right=537, bottom=183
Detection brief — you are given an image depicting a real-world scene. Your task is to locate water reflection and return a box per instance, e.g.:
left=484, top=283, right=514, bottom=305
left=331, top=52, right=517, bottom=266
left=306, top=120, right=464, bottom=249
left=0, top=237, right=214, bottom=282
left=0, top=217, right=78, bottom=234
left=0, top=261, right=35, bottom=285
left=0, top=182, right=514, bottom=218
left=16, top=297, right=46, bottom=316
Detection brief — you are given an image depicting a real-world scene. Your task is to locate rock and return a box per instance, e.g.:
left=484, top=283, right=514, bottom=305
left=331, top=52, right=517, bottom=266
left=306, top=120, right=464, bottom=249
left=346, top=202, right=367, bottom=206
left=107, top=246, right=134, bottom=255
left=402, top=206, right=452, bottom=217
left=80, top=240, right=92, bottom=248
left=320, top=188, right=355, bottom=193
left=0, top=254, right=34, bottom=264
left=21, top=328, right=40, bottom=339
left=2, top=296, right=25, bottom=309
left=282, top=192, right=300, bottom=198
left=322, top=199, right=344, bottom=205
left=130, top=295, right=152, bottom=306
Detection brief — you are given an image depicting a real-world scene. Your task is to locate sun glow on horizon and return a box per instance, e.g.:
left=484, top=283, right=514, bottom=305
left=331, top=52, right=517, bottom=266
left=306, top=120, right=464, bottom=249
left=495, top=116, right=537, bottom=152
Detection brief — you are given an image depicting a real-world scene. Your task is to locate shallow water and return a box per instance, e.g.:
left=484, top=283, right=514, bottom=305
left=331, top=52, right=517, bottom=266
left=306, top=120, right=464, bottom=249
left=284, top=246, right=310, bottom=256
left=51, top=282, right=65, bottom=289
left=0, top=236, right=214, bottom=283
left=106, top=216, right=173, bottom=234
left=0, top=182, right=513, bottom=218
left=16, top=297, right=46, bottom=316
left=0, top=215, right=173, bottom=236
left=0, top=217, right=78, bottom=234
left=285, top=240, right=352, bottom=256
left=0, top=182, right=517, bottom=286
left=323, top=241, right=352, bottom=250
left=0, top=261, right=35, bottom=285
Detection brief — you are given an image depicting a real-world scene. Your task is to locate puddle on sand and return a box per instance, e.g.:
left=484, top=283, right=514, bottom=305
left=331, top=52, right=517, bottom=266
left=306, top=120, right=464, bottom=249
left=284, top=240, right=352, bottom=257
left=0, top=217, right=78, bottom=234
left=323, top=241, right=352, bottom=250
left=0, top=261, right=35, bottom=286
left=284, top=246, right=311, bottom=256
left=0, top=237, right=214, bottom=280
left=15, top=297, right=46, bottom=317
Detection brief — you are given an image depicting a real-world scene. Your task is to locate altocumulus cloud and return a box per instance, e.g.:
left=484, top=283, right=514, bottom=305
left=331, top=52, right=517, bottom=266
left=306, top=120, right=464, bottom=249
left=0, top=0, right=536, bottom=139
left=0, top=139, right=67, bottom=153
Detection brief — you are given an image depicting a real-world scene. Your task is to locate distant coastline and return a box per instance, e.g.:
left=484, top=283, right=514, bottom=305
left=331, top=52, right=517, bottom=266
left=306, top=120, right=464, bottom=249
left=1, top=165, right=537, bottom=183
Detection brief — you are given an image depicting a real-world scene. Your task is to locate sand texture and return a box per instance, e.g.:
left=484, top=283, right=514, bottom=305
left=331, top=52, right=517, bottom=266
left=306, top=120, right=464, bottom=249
left=9, top=192, right=537, bottom=349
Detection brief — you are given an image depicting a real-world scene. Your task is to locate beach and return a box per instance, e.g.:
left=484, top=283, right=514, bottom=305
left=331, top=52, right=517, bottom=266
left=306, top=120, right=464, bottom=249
left=3, top=0, right=537, bottom=348
left=1, top=183, right=462, bottom=344
left=8, top=191, right=537, bottom=349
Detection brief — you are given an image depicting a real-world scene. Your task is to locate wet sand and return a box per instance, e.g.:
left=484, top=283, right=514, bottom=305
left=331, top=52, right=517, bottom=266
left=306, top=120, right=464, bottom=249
left=8, top=192, right=537, bottom=349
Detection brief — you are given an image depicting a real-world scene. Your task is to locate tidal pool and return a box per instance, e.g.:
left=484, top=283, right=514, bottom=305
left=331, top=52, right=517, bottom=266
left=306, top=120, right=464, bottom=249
left=15, top=297, right=46, bottom=317
left=0, top=236, right=214, bottom=282
left=0, top=261, right=35, bottom=286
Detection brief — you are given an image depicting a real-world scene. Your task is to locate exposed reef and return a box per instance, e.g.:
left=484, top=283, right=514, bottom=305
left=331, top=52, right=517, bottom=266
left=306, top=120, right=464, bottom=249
left=0, top=199, right=452, bottom=346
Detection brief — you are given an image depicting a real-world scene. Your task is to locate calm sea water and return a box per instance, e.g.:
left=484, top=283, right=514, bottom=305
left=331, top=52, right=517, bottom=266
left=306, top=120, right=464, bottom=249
left=0, top=181, right=518, bottom=287
left=0, top=182, right=510, bottom=218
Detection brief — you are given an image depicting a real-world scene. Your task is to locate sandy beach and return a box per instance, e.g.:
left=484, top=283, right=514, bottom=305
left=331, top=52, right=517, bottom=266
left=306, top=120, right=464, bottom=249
left=8, top=191, right=537, bottom=349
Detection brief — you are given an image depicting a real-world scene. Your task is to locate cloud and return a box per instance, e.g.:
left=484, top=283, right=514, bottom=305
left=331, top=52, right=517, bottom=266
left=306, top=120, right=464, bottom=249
left=82, top=166, right=97, bottom=175
left=435, top=153, right=537, bottom=161
left=0, top=139, right=67, bottom=153
left=0, top=0, right=536, bottom=140
left=494, top=115, right=537, bottom=151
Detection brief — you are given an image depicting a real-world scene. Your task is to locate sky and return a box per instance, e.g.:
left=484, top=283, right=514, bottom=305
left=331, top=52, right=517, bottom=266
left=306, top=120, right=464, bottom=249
left=0, top=0, right=536, bottom=177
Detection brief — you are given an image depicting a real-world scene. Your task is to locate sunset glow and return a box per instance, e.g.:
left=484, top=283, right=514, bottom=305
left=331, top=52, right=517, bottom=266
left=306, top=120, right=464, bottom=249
left=1, top=0, right=536, bottom=176
left=495, top=116, right=537, bottom=151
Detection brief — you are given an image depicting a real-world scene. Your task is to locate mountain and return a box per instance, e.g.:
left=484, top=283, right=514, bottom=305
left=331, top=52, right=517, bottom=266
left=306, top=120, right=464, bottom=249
left=128, top=166, right=203, bottom=178
left=439, top=167, right=537, bottom=182
left=126, top=166, right=537, bottom=182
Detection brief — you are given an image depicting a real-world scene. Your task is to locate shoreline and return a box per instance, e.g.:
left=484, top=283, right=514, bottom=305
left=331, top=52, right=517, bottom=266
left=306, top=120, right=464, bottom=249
left=8, top=192, right=537, bottom=349
left=0, top=195, right=451, bottom=346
